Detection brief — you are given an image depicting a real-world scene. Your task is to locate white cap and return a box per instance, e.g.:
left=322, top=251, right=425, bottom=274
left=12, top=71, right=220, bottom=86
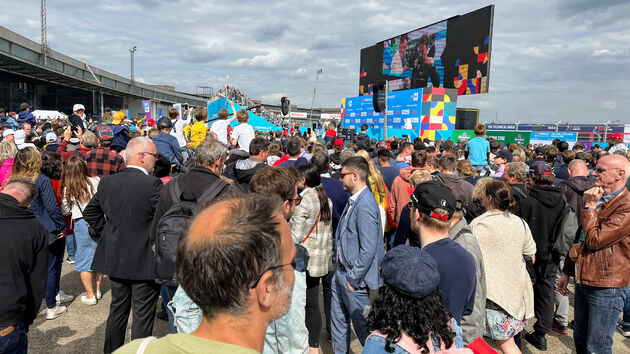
left=14, top=130, right=26, bottom=145
left=73, top=104, right=85, bottom=112
left=45, top=132, right=58, bottom=143
left=2, top=129, right=14, bottom=137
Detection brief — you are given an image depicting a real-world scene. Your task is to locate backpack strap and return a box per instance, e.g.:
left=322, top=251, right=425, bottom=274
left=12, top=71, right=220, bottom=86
left=197, top=177, right=230, bottom=204
left=136, top=336, right=157, bottom=354
left=167, top=175, right=182, bottom=204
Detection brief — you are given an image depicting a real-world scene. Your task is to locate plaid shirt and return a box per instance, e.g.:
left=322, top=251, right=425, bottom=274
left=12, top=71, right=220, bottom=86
left=84, top=147, right=126, bottom=177
left=289, top=187, right=333, bottom=277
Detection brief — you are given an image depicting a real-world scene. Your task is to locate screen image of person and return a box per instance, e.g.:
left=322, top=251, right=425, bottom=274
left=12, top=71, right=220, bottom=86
left=411, top=34, right=441, bottom=88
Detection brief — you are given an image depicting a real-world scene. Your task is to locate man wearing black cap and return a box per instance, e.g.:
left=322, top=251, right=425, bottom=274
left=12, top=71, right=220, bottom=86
left=408, top=180, right=476, bottom=326
left=153, top=117, right=184, bottom=169
left=523, top=160, right=567, bottom=351
left=493, top=149, right=512, bottom=178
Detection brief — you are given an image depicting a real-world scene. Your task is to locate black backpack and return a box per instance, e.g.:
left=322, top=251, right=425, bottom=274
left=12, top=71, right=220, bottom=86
left=154, top=176, right=229, bottom=286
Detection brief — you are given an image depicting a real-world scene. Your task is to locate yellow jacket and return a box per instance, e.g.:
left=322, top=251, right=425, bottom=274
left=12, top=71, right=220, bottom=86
left=183, top=121, right=207, bottom=148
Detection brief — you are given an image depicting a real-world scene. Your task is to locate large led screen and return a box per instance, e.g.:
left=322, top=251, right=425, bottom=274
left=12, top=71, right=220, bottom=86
left=359, top=5, right=494, bottom=96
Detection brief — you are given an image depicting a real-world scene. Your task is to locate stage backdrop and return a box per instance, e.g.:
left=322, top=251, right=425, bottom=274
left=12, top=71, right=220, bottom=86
left=360, top=5, right=494, bottom=96
left=342, top=87, right=457, bottom=140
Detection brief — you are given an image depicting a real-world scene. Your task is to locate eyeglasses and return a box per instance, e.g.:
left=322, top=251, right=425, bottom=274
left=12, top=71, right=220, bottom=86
left=288, top=195, right=302, bottom=206
left=595, top=167, right=620, bottom=174
left=340, top=171, right=355, bottom=178
left=250, top=260, right=297, bottom=288
left=139, top=151, right=159, bottom=158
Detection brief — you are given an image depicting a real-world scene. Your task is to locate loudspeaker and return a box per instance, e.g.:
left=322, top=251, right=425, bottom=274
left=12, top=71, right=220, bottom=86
left=281, top=97, right=290, bottom=116
left=372, top=82, right=386, bottom=112
left=456, top=109, right=479, bottom=130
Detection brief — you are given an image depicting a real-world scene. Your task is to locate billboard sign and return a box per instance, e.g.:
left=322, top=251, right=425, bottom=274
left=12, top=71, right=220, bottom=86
left=360, top=5, right=494, bottom=96
left=484, top=131, right=531, bottom=146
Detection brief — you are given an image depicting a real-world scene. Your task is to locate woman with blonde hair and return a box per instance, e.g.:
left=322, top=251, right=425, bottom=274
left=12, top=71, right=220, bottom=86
left=470, top=180, right=536, bottom=353
left=61, top=156, right=102, bottom=305
left=356, top=150, right=389, bottom=233
left=0, top=140, right=17, bottom=186
left=11, top=147, right=70, bottom=319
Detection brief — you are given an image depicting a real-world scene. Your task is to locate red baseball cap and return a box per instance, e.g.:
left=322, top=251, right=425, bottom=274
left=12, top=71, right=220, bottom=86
left=334, top=138, right=344, bottom=147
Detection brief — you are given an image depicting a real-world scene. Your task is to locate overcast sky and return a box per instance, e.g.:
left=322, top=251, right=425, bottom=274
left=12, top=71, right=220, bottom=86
left=1, top=0, right=629, bottom=123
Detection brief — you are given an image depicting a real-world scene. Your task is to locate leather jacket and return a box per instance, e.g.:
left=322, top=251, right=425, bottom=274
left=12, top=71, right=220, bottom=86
left=566, top=187, right=630, bottom=288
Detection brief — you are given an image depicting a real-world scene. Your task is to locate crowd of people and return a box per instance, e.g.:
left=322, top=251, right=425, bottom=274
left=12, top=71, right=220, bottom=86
left=1, top=100, right=630, bottom=354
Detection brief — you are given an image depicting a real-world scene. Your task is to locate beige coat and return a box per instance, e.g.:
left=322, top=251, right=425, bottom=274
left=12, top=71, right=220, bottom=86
left=470, top=209, right=536, bottom=320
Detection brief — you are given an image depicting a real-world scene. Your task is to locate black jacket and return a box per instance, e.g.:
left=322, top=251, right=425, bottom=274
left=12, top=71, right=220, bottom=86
left=0, top=194, right=49, bottom=328
left=526, top=185, right=565, bottom=262
left=69, top=113, right=85, bottom=134
left=84, top=168, right=163, bottom=280
left=353, top=133, right=370, bottom=150
left=510, top=184, right=532, bottom=220
left=225, top=158, right=267, bottom=192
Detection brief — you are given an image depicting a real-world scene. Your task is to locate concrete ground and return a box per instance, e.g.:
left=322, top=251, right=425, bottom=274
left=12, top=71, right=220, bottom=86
left=29, top=260, right=630, bottom=353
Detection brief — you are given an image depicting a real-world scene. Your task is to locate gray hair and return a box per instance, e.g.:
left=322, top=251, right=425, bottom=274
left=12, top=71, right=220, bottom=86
left=505, top=162, right=527, bottom=183
left=125, top=136, right=153, bottom=157
left=82, top=131, right=98, bottom=148
left=195, top=139, right=228, bottom=167
left=340, top=148, right=355, bottom=163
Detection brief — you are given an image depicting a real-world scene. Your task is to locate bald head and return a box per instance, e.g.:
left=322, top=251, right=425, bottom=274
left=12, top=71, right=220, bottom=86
left=568, top=159, right=589, bottom=178
left=601, top=154, right=630, bottom=180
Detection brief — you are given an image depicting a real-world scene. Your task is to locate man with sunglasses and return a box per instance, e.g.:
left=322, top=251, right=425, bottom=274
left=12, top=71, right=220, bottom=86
left=558, top=154, right=630, bottom=354
left=168, top=166, right=310, bottom=354
left=83, top=137, right=163, bottom=353
left=332, top=156, right=384, bottom=353
left=117, top=195, right=296, bottom=354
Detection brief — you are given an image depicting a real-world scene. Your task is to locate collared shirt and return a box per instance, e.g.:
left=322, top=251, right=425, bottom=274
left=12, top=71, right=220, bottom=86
left=127, top=165, right=148, bottom=175
left=597, top=186, right=625, bottom=209
left=320, top=172, right=331, bottom=178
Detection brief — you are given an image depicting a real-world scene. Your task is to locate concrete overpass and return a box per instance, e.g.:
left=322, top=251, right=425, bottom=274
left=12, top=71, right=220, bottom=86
left=0, top=26, right=207, bottom=118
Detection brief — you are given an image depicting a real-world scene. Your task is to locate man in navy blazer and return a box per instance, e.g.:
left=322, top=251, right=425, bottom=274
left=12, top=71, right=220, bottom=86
left=331, top=156, right=384, bottom=353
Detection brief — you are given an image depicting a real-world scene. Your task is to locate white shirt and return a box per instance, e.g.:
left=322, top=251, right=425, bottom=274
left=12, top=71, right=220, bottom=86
left=232, top=122, right=255, bottom=153
left=210, top=119, right=230, bottom=145
left=127, top=165, right=148, bottom=175
left=171, top=115, right=191, bottom=148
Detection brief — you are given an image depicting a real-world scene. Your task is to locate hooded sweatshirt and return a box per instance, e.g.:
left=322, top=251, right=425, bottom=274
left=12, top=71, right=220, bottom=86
left=228, top=158, right=267, bottom=192
left=435, top=173, right=474, bottom=205
left=0, top=193, right=49, bottom=328
left=17, top=110, right=36, bottom=126
left=527, top=185, right=565, bottom=261
left=559, top=176, right=594, bottom=226
left=110, top=125, right=130, bottom=151
left=389, top=167, right=422, bottom=225
left=352, top=132, right=370, bottom=150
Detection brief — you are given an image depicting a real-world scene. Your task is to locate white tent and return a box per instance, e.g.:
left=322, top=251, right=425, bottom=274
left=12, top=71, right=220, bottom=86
left=31, top=110, right=68, bottom=121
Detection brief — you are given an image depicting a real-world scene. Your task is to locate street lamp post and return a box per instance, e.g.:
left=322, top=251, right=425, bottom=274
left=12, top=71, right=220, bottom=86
left=309, top=69, right=323, bottom=128
left=129, top=46, right=137, bottom=87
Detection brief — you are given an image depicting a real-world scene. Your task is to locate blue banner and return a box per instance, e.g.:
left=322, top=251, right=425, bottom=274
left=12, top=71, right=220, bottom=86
left=485, top=123, right=516, bottom=131
left=531, top=132, right=578, bottom=141
left=342, top=88, right=423, bottom=130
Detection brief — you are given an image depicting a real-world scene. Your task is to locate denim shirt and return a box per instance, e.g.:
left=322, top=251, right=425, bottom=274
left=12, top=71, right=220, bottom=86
left=362, top=318, right=464, bottom=353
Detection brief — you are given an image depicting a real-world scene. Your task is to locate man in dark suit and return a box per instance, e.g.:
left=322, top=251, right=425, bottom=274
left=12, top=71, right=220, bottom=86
left=84, top=137, right=163, bottom=353
left=331, top=156, right=384, bottom=353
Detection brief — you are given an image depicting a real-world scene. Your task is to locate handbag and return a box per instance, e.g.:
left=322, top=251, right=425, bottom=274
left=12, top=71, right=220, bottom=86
left=300, top=211, right=320, bottom=245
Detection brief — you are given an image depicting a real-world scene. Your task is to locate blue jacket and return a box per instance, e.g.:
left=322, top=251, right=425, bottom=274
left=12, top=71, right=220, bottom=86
left=153, top=132, right=183, bottom=164
left=17, top=111, right=36, bottom=127
left=335, top=187, right=384, bottom=290
left=5, top=117, right=19, bottom=130
left=110, top=125, right=129, bottom=151
left=29, top=174, right=66, bottom=234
